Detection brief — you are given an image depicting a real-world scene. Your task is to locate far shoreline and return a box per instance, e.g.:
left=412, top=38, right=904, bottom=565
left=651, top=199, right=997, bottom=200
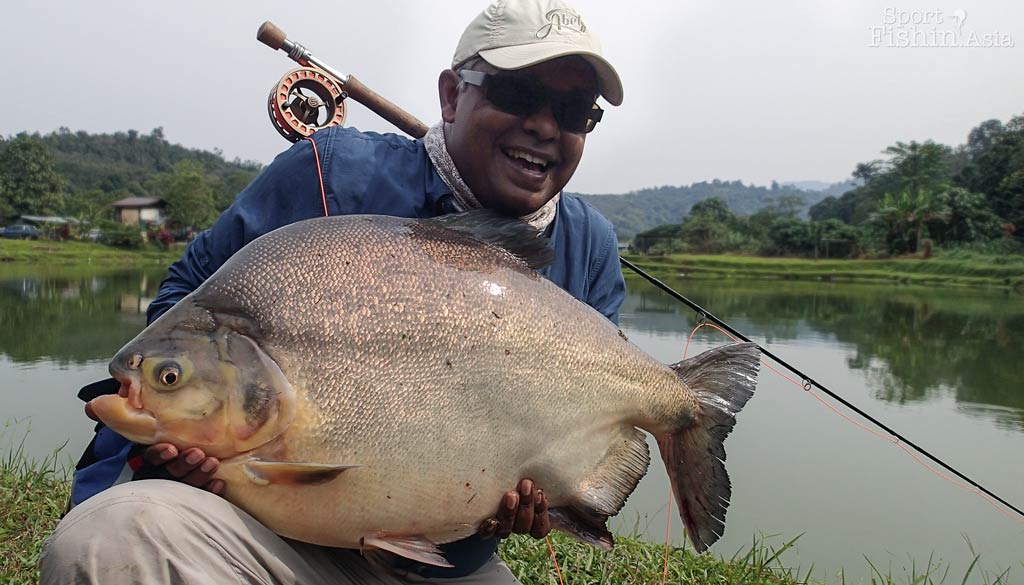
left=3, top=240, right=1022, bottom=291
left=0, top=239, right=180, bottom=269
left=621, top=252, right=1024, bottom=290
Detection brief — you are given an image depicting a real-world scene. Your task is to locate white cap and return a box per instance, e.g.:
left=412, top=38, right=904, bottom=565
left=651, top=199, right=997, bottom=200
left=452, top=0, right=623, bottom=106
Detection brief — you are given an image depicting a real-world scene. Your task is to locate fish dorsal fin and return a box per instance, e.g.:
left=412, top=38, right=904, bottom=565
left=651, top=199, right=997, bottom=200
left=423, top=210, right=554, bottom=270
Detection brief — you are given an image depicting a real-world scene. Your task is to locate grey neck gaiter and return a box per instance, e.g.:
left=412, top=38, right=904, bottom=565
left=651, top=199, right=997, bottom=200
left=424, top=122, right=559, bottom=232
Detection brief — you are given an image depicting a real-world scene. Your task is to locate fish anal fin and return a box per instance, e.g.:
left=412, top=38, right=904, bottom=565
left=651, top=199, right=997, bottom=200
left=361, top=535, right=454, bottom=568
left=242, top=461, right=360, bottom=486
left=548, top=507, right=614, bottom=551
left=547, top=425, right=648, bottom=550
left=663, top=342, right=761, bottom=552
left=577, top=426, right=651, bottom=517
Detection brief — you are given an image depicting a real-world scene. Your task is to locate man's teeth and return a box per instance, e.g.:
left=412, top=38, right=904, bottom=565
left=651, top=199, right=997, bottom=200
left=505, top=148, right=548, bottom=169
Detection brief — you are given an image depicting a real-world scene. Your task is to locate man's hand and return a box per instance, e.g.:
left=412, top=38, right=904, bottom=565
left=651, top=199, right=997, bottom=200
left=478, top=478, right=550, bottom=540
left=142, top=444, right=225, bottom=495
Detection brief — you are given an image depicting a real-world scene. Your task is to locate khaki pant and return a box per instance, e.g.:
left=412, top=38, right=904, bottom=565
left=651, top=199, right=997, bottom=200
left=40, top=480, right=520, bottom=585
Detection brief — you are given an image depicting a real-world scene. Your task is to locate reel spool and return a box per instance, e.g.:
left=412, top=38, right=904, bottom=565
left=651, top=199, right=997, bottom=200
left=267, top=68, right=347, bottom=142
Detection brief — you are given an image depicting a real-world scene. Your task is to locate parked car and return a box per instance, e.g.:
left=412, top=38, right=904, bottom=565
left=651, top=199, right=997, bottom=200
left=1, top=225, right=39, bottom=240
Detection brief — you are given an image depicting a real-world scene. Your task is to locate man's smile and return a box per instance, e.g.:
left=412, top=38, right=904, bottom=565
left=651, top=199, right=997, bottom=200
left=501, top=146, right=554, bottom=174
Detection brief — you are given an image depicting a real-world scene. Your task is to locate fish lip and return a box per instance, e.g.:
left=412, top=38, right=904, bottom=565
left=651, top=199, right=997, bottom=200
left=108, top=369, right=145, bottom=410
left=87, top=394, right=159, bottom=444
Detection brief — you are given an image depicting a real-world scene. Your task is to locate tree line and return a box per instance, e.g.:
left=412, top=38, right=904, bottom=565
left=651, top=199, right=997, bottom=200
left=0, top=128, right=262, bottom=236
left=634, top=114, right=1024, bottom=258
left=577, top=180, right=853, bottom=241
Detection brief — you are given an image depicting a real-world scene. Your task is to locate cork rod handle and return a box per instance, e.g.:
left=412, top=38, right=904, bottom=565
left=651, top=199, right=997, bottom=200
left=342, top=75, right=429, bottom=139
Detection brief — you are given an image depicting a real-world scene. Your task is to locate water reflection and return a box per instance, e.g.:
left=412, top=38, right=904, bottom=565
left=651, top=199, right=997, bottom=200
left=0, top=269, right=165, bottom=365
left=622, top=277, right=1024, bottom=431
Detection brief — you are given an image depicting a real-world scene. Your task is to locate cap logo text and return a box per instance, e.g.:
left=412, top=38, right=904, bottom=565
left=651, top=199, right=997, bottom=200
left=536, top=9, right=587, bottom=39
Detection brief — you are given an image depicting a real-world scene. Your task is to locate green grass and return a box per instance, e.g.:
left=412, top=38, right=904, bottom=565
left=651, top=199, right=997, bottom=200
left=0, top=438, right=71, bottom=585
left=0, top=238, right=180, bottom=266
left=622, top=252, right=1024, bottom=289
left=501, top=532, right=810, bottom=584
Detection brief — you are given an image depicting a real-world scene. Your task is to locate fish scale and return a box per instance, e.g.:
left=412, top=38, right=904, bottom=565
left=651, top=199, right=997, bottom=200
left=93, top=211, right=760, bottom=566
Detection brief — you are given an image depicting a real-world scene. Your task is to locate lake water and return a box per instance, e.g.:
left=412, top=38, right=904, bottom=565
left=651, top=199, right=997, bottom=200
left=2, top=267, right=1022, bottom=583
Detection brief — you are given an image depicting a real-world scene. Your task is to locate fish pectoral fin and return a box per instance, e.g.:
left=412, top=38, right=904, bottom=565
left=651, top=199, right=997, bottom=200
left=361, top=535, right=454, bottom=568
left=242, top=461, right=360, bottom=486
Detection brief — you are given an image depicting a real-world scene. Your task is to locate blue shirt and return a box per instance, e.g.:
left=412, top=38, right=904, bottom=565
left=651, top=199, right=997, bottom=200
left=75, top=126, right=626, bottom=578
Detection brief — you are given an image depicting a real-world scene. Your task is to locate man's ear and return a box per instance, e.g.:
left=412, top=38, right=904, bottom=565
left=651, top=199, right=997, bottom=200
left=438, top=69, right=460, bottom=124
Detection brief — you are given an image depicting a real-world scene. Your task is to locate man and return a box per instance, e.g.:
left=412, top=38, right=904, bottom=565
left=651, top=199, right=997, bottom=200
left=42, top=0, right=625, bottom=582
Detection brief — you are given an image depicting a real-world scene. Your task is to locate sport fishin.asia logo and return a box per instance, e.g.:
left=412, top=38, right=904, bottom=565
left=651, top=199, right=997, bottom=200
left=868, top=8, right=1015, bottom=48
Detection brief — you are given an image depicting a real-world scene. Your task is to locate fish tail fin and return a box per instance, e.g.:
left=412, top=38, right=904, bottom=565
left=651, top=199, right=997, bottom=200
left=658, top=342, right=760, bottom=553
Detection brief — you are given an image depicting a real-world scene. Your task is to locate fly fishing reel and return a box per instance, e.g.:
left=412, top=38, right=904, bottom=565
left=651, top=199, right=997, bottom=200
left=268, top=68, right=348, bottom=142
left=258, top=21, right=428, bottom=141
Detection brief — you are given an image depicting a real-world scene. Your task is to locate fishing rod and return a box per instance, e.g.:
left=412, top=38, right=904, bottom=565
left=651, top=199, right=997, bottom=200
left=255, top=21, right=1024, bottom=523
left=620, top=256, right=1024, bottom=521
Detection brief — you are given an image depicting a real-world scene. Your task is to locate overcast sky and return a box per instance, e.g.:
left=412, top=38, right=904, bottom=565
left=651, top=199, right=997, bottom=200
left=1, top=0, right=1020, bottom=194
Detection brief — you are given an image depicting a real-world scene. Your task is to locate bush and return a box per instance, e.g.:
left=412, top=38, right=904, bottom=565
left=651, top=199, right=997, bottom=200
left=96, top=220, right=144, bottom=248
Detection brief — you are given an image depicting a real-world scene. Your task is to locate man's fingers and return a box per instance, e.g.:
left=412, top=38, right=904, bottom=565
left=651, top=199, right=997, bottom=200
left=164, top=447, right=207, bottom=477
left=512, top=479, right=535, bottom=533
left=495, top=491, right=518, bottom=537
left=205, top=479, right=226, bottom=496
left=143, top=443, right=178, bottom=467
left=530, top=490, right=551, bottom=539
left=181, top=457, right=219, bottom=488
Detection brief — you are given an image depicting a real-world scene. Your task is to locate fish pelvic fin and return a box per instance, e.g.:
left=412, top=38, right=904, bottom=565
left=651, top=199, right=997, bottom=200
left=548, top=507, right=614, bottom=551
left=420, top=210, right=554, bottom=270
left=241, top=461, right=360, bottom=486
left=361, top=535, right=453, bottom=568
left=661, top=341, right=760, bottom=553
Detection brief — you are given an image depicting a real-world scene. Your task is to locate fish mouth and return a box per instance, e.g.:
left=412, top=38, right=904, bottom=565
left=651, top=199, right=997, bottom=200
left=89, top=378, right=159, bottom=444
left=113, top=376, right=143, bottom=408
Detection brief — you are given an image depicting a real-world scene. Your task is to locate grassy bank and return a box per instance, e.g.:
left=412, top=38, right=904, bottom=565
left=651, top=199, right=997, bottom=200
left=1, top=448, right=1015, bottom=585
left=4, top=239, right=1022, bottom=290
left=0, top=239, right=179, bottom=267
left=0, top=445, right=71, bottom=585
left=622, top=251, right=1024, bottom=289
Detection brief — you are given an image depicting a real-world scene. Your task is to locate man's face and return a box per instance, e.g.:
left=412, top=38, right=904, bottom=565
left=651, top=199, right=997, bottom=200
left=439, top=57, right=598, bottom=216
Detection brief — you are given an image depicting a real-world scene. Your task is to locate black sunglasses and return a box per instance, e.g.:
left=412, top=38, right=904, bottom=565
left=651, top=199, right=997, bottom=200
left=458, top=70, right=603, bottom=134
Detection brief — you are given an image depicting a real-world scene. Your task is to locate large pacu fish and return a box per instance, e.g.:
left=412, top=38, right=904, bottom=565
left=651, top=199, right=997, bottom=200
left=90, top=212, right=760, bottom=567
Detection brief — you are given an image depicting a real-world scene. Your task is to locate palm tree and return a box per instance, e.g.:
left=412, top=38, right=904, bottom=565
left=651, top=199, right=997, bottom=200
left=872, top=189, right=951, bottom=253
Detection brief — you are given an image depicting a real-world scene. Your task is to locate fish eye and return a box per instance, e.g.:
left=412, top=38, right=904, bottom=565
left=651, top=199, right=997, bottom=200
left=158, top=364, right=182, bottom=387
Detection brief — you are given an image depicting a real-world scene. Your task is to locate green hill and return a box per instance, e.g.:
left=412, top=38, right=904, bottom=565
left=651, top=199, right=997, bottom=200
left=575, top=180, right=848, bottom=240
left=0, top=128, right=263, bottom=225
left=26, top=127, right=262, bottom=196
